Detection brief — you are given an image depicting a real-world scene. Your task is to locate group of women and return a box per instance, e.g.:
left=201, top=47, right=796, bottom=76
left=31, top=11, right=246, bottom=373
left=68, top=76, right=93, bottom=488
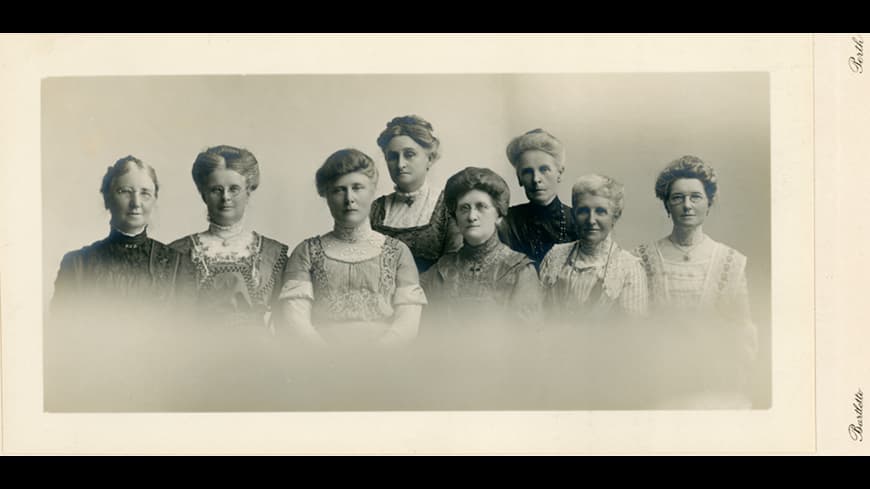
left=50, top=115, right=757, bottom=364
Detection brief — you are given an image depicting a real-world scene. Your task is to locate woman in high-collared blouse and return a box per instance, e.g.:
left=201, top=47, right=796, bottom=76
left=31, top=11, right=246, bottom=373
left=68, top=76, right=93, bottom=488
left=633, top=156, right=756, bottom=352
left=370, top=115, right=462, bottom=273
left=539, top=174, right=648, bottom=323
left=421, top=166, right=542, bottom=329
left=47, top=155, right=184, bottom=411
left=170, top=145, right=289, bottom=329
left=498, top=129, right=579, bottom=270
left=633, top=155, right=757, bottom=407
left=279, top=148, right=426, bottom=348
left=51, top=155, right=182, bottom=316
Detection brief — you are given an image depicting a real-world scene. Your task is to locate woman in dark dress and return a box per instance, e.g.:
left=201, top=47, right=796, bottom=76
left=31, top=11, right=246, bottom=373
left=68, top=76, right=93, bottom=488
left=170, top=145, right=289, bottom=330
left=421, top=167, right=542, bottom=330
left=51, top=155, right=182, bottom=316
left=47, top=155, right=183, bottom=411
left=498, top=129, right=579, bottom=270
left=370, top=115, right=462, bottom=273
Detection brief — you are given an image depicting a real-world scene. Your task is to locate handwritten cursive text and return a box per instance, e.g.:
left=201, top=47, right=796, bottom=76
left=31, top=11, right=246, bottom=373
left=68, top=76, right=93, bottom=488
left=849, top=35, right=864, bottom=74
left=849, top=388, right=863, bottom=442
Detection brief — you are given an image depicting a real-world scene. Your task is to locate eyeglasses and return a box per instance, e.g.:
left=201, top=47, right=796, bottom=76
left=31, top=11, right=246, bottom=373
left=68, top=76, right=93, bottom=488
left=115, top=188, right=155, bottom=200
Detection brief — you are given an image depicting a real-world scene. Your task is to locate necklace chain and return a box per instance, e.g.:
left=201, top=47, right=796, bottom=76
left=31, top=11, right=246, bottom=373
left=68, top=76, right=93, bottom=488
left=669, top=234, right=705, bottom=260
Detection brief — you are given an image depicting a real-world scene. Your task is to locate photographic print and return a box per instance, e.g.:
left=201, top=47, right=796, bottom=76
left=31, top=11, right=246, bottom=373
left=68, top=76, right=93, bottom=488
left=1, top=34, right=822, bottom=454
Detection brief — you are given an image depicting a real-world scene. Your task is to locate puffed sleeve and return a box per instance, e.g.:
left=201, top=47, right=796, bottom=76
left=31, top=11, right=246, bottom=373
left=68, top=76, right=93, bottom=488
left=277, top=239, right=328, bottom=346
left=278, top=239, right=314, bottom=302
left=392, top=241, right=428, bottom=306
left=619, top=256, right=649, bottom=317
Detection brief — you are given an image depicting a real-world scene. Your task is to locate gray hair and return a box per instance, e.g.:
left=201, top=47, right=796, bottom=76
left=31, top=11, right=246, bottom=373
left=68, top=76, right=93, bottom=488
left=572, top=174, right=625, bottom=220
left=505, top=128, right=565, bottom=171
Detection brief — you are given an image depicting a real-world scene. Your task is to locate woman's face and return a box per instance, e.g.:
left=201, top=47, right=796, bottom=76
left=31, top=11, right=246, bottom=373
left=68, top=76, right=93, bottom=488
left=383, top=135, right=431, bottom=193
left=455, top=189, right=500, bottom=247
left=666, top=178, right=709, bottom=228
left=202, top=169, right=250, bottom=226
left=516, top=150, right=562, bottom=206
left=326, top=171, right=376, bottom=228
left=107, top=166, right=156, bottom=234
left=573, top=193, right=616, bottom=246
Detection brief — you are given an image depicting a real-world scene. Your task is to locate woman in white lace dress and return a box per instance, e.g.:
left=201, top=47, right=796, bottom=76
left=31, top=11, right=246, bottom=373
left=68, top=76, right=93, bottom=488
left=539, top=174, right=647, bottom=324
left=634, top=155, right=758, bottom=407
left=279, top=149, right=426, bottom=348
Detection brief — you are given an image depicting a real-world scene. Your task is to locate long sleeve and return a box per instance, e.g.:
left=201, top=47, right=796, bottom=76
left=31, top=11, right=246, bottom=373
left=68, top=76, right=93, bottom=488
left=380, top=241, right=426, bottom=346
left=278, top=240, right=327, bottom=347
left=50, top=251, right=79, bottom=318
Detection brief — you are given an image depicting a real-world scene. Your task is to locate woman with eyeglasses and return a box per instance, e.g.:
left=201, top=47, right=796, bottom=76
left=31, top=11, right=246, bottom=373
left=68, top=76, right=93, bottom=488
left=634, top=155, right=758, bottom=408
left=50, top=155, right=183, bottom=315
left=170, top=145, right=289, bottom=329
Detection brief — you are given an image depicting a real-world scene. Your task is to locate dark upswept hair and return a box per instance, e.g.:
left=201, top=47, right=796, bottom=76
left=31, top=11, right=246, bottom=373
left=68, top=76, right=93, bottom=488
left=315, top=148, right=379, bottom=197
left=444, top=166, right=511, bottom=218
left=99, top=155, right=159, bottom=209
left=191, top=145, right=260, bottom=194
left=505, top=128, right=565, bottom=171
left=375, top=115, right=441, bottom=163
left=572, top=173, right=625, bottom=220
left=654, top=155, right=719, bottom=208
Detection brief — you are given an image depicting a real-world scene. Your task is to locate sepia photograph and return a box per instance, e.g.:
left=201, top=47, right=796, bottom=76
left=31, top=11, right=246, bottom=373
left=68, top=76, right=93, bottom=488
left=40, top=73, right=771, bottom=413
left=1, top=34, right=822, bottom=454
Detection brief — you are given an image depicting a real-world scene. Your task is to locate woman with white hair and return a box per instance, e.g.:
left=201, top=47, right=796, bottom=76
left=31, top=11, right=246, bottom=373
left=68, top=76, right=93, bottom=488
left=539, top=174, right=647, bottom=320
left=498, top=129, right=579, bottom=269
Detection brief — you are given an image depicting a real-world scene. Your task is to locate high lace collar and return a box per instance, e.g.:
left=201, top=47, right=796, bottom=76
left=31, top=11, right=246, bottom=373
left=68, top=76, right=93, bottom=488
left=332, top=218, right=375, bottom=243
left=107, top=226, right=149, bottom=247
left=459, top=231, right=502, bottom=262
left=393, top=182, right=430, bottom=206
left=207, top=216, right=247, bottom=240
left=578, top=234, right=614, bottom=259
left=395, top=181, right=429, bottom=199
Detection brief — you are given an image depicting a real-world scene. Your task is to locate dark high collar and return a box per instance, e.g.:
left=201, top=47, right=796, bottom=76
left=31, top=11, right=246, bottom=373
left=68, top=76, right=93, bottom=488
left=106, top=227, right=149, bottom=247
left=458, top=231, right=501, bottom=262
left=530, top=196, right=564, bottom=218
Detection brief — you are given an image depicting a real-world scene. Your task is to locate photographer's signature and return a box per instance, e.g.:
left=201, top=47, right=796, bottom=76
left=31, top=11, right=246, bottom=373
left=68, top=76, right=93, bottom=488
left=849, top=388, right=863, bottom=442
left=849, top=35, right=864, bottom=74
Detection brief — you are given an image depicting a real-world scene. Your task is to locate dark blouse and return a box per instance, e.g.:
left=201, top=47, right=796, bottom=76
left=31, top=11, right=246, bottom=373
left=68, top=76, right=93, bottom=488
left=51, top=228, right=182, bottom=315
left=497, top=196, right=579, bottom=270
left=370, top=190, right=462, bottom=273
left=170, top=233, right=289, bottom=328
left=420, top=232, right=543, bottom=329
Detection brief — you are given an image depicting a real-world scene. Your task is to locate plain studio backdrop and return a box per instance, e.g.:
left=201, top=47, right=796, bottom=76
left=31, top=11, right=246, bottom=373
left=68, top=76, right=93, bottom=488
left=41, top=73, right=771, bottom=408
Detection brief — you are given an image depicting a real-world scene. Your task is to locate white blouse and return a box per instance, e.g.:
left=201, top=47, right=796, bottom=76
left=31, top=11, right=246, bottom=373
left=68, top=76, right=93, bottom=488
left=381, top=182, right=441, bottom=229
